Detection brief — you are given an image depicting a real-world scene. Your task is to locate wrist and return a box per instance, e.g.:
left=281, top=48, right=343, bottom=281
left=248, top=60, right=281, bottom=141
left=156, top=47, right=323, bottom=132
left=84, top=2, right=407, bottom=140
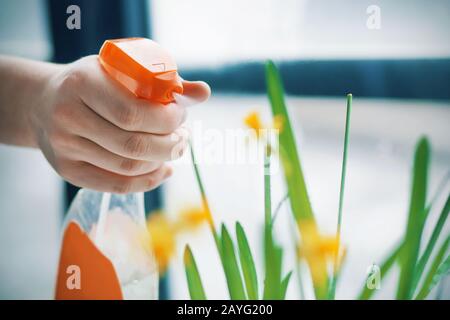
left=27, top=61, right=65, bottom=148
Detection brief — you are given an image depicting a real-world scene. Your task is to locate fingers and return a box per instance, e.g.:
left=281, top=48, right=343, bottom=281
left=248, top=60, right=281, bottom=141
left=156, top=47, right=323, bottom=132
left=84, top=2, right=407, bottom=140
left=76, top=56, right=187, bottom=135
left=63, top=162, right=172, bottom=194
left=107, top=126, right=189, bottom=161
left=45, top=56, right=211, bottom=193
left=72, top=57, right=211, bottom=135
left=63, top=136, right=163, bottom=176
left=63, top=102, right=189, bottom=161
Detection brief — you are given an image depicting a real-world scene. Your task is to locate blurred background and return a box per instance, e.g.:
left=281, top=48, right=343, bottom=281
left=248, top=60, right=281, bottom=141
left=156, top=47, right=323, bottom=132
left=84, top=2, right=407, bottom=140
left=0, top=0, right=449, bottom=299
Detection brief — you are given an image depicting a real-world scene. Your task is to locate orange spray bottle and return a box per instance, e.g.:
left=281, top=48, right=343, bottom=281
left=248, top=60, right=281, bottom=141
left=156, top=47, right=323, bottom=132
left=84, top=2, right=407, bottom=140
left=55, top=38, right=182, bottom=300
left=99, top=37, right=183, bottom=103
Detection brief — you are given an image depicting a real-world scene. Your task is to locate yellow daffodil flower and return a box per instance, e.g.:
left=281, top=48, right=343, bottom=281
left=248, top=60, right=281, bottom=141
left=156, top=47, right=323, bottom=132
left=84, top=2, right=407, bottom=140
left=176, top=205, right=211, bottom=231
left=146, top=206, right=209, bottom=274
left=297, top=221, right=345, bottom=286
left=244, top=111, right=264, bottom=137
left=147, top=213, right=176, bottom=273
left=244, top=111, right=285, bottom=138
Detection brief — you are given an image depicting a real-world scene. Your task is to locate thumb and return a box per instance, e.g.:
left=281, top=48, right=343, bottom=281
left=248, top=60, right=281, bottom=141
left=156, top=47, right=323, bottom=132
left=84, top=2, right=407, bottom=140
left=175, top=80, right=211, bottom=106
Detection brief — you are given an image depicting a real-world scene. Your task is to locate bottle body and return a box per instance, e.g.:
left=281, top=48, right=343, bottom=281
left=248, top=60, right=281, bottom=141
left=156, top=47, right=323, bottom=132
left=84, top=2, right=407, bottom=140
left=63, top=189, right=158, bottom=300
left=57, top=37, right=179, bottom=300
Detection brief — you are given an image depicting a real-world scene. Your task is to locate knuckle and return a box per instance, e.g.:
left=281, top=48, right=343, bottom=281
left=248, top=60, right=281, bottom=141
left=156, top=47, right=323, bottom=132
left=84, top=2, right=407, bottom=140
left=47, top=128, right=65, bottom=148
left=52, top=135, right=73, bottom=152
left=60, top=69, right=84, bottom=90
left=146, top=177, right=157, bottom=190
left=161, top=106, right=183, bottom=133
left=54, top=158, right=70, bottom=177
left=146, top=175, right=164, bottom=191
left=123, top=134, right=150, bottom=158
left=53, top=103, right=75, bottom=123
left=117, top=104, right=140, bottom=130
left=119, top=158, right=143, bottom=175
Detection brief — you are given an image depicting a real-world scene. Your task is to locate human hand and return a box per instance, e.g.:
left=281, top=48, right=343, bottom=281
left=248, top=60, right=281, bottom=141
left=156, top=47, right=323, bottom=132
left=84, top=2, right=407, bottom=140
left=31, top=55, right=210, bottom=193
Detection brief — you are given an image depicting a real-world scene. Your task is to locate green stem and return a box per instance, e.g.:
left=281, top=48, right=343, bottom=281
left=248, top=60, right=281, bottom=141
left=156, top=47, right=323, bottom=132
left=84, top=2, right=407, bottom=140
left=329, top=93, right=352, bottom=299
left=272, top=193, right=289, bottom=226
left=289, top=219, right=306, bottom=300
left=189, top=140, right=220, bottom=248
left=264, top=146, right=272, bottom=227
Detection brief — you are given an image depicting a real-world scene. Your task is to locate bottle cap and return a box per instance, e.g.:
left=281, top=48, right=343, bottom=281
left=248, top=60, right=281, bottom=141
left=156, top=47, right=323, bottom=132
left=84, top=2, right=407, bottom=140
left=99, top=38, right=183, bottom=104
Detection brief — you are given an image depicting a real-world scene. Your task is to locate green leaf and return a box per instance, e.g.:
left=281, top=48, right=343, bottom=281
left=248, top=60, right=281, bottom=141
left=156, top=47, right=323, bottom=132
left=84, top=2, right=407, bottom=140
left=358, top=242, right=403, bottom=300
left=265, top=60, right=328, bottom=299
left=184, top=245, right=207, bottom=300
left=415, top=237, right=450, bottom=299
left=236, top=222, right=259, bottom=300
left=220, top=224, right=247, bottom=300
left=413, top=193, right=450, bottom=291
left=189, top=142, right=221, bottom=249
left=396, top=137, right=430, bottom=299
left=265, top=60, right=314, bottom=222
left=281, top=271, right=293, bottom=300
left=428, top=255, right=450, bottom=296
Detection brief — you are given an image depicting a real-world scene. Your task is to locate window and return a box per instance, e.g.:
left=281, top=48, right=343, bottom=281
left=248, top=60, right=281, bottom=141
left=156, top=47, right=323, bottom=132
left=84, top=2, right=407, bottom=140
left=0, top=0, right=52, bottom=60
left=150, top=0, right=450, bottom=67
left=150, top=0, right=450, bottom=100
left=149, top=0, right=450, bottom=299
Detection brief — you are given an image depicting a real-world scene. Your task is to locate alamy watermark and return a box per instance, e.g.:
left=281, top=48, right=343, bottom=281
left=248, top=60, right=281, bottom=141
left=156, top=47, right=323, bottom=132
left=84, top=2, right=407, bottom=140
left=366, top=5, right=381, bottom=30
left=169, top=121, right=281, bottom=175
left=66, top=5, right=81, bottom=30
left=366, top=263, right=381, bottom=290
left=66, top=264, right=81, bottom=290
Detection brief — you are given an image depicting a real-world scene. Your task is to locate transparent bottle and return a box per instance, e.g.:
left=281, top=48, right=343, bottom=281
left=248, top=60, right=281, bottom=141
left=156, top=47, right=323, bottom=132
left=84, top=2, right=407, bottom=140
left=63, top=190, right=158, bottom=300
left=57, top=38, right=181, bottom=300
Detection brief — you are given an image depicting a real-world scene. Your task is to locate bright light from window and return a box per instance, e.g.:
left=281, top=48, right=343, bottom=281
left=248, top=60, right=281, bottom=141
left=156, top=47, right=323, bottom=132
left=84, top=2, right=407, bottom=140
left=0, top=0, right=52, bottom=60
left=150, top=0, right=450, bottom=67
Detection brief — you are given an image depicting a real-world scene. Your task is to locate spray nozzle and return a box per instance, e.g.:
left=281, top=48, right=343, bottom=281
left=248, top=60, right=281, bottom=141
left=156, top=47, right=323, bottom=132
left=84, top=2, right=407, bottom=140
left=99, top=38, right=183, bottom=104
